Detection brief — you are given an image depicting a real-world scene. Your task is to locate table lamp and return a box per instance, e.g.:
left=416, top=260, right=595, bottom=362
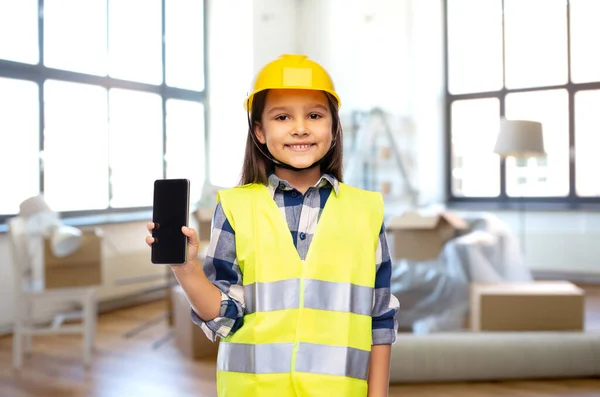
left=19, top=195, right=83, bottom=257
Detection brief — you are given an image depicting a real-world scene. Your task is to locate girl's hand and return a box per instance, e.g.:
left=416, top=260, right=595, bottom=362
left=145, top=222, right=201, bottom=266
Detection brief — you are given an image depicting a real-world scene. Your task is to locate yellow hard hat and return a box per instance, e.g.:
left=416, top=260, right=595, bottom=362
left=244, top=54, right=341, bottom=111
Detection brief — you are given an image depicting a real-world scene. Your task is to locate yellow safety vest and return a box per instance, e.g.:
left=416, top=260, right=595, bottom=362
left=215, top=182, right=384, bottom=397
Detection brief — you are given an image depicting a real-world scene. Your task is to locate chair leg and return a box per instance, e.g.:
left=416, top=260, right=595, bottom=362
left=91, top=306, right=97, bottom=352
left=12, top=302, right=23, bottom=370
left=24, top=301, right=33, bottom=355
left=83, top=293, right=97, bottom=367
left=24, top=335, right=32, bottom=355
left=12, top=328, right=22, bottom=370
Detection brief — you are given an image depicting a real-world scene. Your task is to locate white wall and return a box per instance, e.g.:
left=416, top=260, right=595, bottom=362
left=298, top=0, right=411, bottom=112
left=488, top=210, right=600, bottom=276
left=253, top=0, right=299, bottom=72
left=208, top=0, right=299, bottom=187
left=206, top=0, right=254, bottom=187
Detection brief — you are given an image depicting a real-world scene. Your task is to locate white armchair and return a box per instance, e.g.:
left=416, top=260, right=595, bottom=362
left=7, top=216, right=98, bottom=369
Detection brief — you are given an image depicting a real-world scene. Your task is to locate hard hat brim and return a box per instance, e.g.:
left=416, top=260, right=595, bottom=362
left=244, top=87, right=342, bottom=112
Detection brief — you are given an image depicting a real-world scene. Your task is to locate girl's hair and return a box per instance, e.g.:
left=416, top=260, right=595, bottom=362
left=239, top=89, right=343, bottom=186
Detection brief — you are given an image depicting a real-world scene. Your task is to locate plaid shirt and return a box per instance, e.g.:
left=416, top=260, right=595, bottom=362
left=192, top=173, right=399, bottom=345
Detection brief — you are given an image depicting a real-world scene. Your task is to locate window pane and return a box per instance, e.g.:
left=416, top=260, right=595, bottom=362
left=109, top=0, right=162, bottom=84
left=451, top=98, right=500, bottom=197
left=166, top=100, right=205, bottom=204
left=165, top=0, right=205, bottom=90
left=0, top=0, right=38, bottom=64
left=504, top=0, right=568, bottom=89
left=43, top=81, right=109, bottom=211
left=505, top=89, right=569, bottom=197
left=575, top=90, right=600, bottom=196
left=44, top=0, right=107, bottom=75
left=109, top=89, right=163, bottom=208
left=446, top=0, right=503, bottom=94
left=570, top=0, right=600, bottom=83
left=0, top=79, right=39, bottom=215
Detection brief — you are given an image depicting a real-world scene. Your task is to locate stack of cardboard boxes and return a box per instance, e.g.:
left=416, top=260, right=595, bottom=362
left=386, top=210, right=586, bottom=333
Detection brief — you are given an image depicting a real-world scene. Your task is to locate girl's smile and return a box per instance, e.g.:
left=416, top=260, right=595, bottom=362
left=285, top=142, right=316, bottom=152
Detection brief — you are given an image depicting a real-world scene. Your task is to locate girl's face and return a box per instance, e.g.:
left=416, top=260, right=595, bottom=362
left=255, top=89, right=333, bottom=170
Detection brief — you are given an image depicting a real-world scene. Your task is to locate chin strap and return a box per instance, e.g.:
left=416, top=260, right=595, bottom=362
left=246, top=107, right=337, bottom=172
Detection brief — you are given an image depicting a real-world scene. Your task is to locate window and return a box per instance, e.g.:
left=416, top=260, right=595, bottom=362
left=43, top=80, right=109, bottom=212
left=0, top=78, right=39, bottom=215
left=108, top=0, right=163, bottom=84
left=0, top=0, right=207, bottom=221
left=445, top=0, right=600, bottom=205
left=44, top=0, right=108, bottom=76
left=108, top=89, right=163, bottom=209
left=0, top=0, right=38, bottom=64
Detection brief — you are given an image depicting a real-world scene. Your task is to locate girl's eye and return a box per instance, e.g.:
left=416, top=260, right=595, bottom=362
left=275, top=115, right=289, bottom=121
left=309, top=113, right=322, bottom=120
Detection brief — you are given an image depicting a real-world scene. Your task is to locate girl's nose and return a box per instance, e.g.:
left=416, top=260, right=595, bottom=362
left=293, top=119, right=308, bottom=135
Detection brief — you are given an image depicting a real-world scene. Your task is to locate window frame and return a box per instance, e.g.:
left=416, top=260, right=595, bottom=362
left=0, top=0, right=209, bottom=225
left=443, top=0, right=600, bottom=210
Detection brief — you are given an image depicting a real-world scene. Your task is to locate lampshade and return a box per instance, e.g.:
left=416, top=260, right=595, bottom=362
left=19, top=195, right=60, bottom=234
left=493, top=119, right=546, bottom=158
left=18, top=194, right=82, bottom=257
left=19, top=195, right=52, bottom=217
left=50, top=225, right=83, bottom=257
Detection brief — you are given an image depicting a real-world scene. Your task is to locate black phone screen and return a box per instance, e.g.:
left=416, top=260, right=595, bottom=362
left=151, top=178, right=190, bottom=265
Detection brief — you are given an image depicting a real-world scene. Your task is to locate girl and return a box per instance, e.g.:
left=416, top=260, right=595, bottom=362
left=146, top=54, right=399, bottom=397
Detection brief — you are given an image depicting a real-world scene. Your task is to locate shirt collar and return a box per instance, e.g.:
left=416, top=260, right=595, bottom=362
left=267, top=173, right=340, bottom=198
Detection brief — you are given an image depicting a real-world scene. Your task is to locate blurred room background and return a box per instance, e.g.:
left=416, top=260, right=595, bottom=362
left=1, top=0, right=599, bottom=396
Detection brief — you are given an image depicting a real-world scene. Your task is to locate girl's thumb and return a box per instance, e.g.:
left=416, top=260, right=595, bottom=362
left=182, top=226, right=199, bottom=246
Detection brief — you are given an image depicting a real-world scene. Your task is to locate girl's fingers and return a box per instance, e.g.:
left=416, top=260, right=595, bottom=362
left=182, top=226, right=199, bottom=247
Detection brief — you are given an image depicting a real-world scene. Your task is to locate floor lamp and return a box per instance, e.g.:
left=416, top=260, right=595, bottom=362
left=493, top=118, right=546, bottom=256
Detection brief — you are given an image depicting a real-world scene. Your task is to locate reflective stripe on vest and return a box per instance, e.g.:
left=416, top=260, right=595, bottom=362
left=244, top=278, right=373, bottom=316
left=216, top=182, right=384, bottom=397
left=217, top=341, right=370, bottom=381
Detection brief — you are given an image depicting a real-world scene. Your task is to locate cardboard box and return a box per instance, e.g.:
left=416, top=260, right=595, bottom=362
left=193, top=207, right=214, bottom=242
left=470, top=281, right=585, bottom=332
left=43, top=228, right=103, bottom=289
left=172, top=285, right=220, bottom=359
left=387, top=211, right=468, bottom=261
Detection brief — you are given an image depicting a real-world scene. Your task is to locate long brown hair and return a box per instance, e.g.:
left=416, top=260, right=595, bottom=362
left=239, top=89, right=344, bottom=185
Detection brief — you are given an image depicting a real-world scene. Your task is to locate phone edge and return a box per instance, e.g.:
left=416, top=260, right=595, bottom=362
left=184, top=178, right=190, bottom=265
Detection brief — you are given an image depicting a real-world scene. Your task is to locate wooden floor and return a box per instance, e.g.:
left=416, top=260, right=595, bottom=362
left=0, top=287, right=599, bottom=397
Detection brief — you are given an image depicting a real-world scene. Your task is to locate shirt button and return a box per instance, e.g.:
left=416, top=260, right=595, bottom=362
left=278, top=183, right=285, bottom=190
left=299, top=232, right=306, bottom=240
left=291, top=191, right=298, bottom=198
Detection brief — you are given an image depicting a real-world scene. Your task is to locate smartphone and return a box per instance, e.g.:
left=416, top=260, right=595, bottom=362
left=151, top=178, right=190, bottom=265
